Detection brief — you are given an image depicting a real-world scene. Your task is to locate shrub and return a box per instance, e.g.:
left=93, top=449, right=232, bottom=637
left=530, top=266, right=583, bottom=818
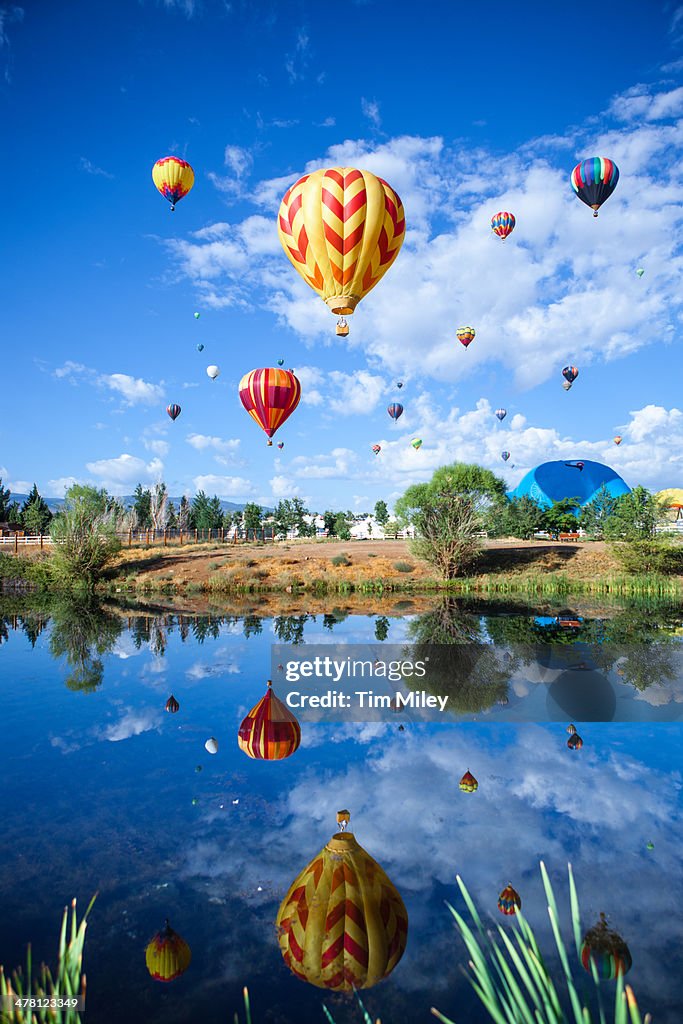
left=331, top=553, right=351, bottom=566
left=393, top=561, right=415, bottom=572
left=613, top=539, right=683, bottom=575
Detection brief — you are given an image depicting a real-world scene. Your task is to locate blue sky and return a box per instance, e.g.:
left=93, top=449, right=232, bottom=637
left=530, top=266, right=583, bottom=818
left=3, top=0, right=683, bottom=511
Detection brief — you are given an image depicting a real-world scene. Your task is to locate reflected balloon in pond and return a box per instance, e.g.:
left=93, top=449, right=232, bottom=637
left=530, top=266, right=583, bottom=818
left=567, top=733, right=584, bottom=750
left=237, top=680, right=301, bottom=760
left=580, top=913, right=632, bottom=980
left=276, top=810, right=408, bottom=990
left=165, top=695, right=180, bottom=714
left=498, top=883, right=521, bottom=916
left=145, top=920, right=191, bottom=981
left=459, top=770, right=478, bottom=793
left=205, top=737, right=218, bottom=754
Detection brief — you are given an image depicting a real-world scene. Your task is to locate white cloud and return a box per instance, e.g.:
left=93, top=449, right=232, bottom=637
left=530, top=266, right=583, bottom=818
left=80, top=157, right=114, bottom=179
left=361, top=96, right=381, bottom=128
left=86, top=454, right=164, bottom=492
left=269, top=474, right=301, bottom=498
left=102, top=373, right=164, bottom=406
left=327, top=370, right=385, bottom=415
left=289, top=448, right=358, bottom=480
left=186, top=434, right=241, bottom=454
left=104, top=708, right=160, bottom=742
left=46, top=476, right=80, bottom=496
left=208, top=144, right=254, bottom=198
left=627, top=404, right=683, bottom=442
left=143, top=439, right=170, bottom=457
left=192, top=474, right=255, bottom=498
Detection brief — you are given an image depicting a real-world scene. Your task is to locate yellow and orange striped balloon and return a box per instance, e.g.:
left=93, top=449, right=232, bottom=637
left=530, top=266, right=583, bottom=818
left=238, top=680, right=301, bottom=760
left=238, top=367, right=301, bottom=442
left=145, top=920, right=191, bottom=982
left=277, top=167, right=406, bottom=318
left=276, top=811, right=408, bottom=990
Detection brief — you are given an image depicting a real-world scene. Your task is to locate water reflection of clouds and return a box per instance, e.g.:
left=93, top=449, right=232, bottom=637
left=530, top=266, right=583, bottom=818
left=178, top=724, right=683, bottom=1007
left=103, top=707, right=161, bottom=742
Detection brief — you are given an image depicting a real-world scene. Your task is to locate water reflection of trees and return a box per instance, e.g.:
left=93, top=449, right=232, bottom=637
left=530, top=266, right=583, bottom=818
left=0, top=610, right=50, bottom=648
left=407, top=598, right=512, bottom=713
left=49, top=599, right=123, bottom=691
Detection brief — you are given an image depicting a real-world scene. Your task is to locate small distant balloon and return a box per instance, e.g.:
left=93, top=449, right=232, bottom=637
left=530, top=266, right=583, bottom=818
left=277, top=442, right=285, bottom=450
left=152, top=156, right=195, bottom=211
left=206, top=365, right=220, bottom=380
left=277, top=358, right=285, bottom=366
left=501, top=451, right=510, bottom=462
left=411, top=438, right=422, bottom=450
left=571, top=157, right=619, bottom=217
left=495, top=408, right=507, bottom=421
left=166, top=404, right=181, bottom=421
left=562, top=366, right=579, bottom=383
left=498, top=883, right=521, bottom=916
left=457, top=326, right=476, bottom=349
left=372, top=444, right=381, bottom=455
left=646, top=841, right=654, bottom=850
left=194, top=311, right=200, bottom=319
left=491, top=211, right=516, bottom=240
left=636, top=268, right=645, bottom=278
left=396, top=381, right=404, bottom=389
left=459, top=770, right=478, bottom=793
left=567, top=723, right=577, bottom=735
left=145, top=920, right=192, bottom=981
left=205, top=737, right=218, bottom=754
left=613, top=435, right=622, bottom=446
left=165, top=695, right=180, bottom=713
left=387, top=403, right=404, bottom=421
left=567, top=733, right=583, bottom=750
left=196, top=343, right=204, bottom=352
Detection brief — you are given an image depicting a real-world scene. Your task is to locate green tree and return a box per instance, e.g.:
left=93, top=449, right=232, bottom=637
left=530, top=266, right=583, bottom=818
left=0, top=478, right=11, bottom=520
left=132, top=483, right=152, bottom=529
left=191, top=490, right=211, bottom=529
left=207, top=495, right=223, bottom=530
left=243, top=502, right=263, bottom=535
left=273, top=499, right=295, bottom=538
left=604, top=485, right=664, bottom=540
left=20, top=484, right=53, bottom=534
left=374, top=615, right=390, bottom=641
left=49, top=485, right=122, bottom=588
left=580, top=484, right=618, bottom=538
left=4, top=500, right=21, bottom=524
left=178, top=495, right=192, bottom=530
left=323, top=510, right=337, bottom=535
left=543, top=497, right=581, bottom=535
left=166, top=501, right=178, bottom=529
left=222, top=509, right=234, bottom=531
left=384, top=519, right=399, bottom=538
left=333, top=512, right=352, bottom=540
left=499, top=495, right=544, bottom=540
left=395, top=463, right=505, bottom=579
left=374, top=500, right=390, bottom=527
left=49, top=597, right=123, bottom=691
left=291, top=497, right=314, bottom=537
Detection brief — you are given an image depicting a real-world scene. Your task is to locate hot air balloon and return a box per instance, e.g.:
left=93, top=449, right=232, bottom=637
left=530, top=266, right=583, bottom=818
left=613, top=436, right=622, bottom=445
left=562, top=380, right=573, bottom=392
left=196, top=343, right=204, bottom=352
left=396, top=381, right=404, bottom=389
left=238, top=680, right=301, bottom=760
left=491, top=211, right=516, bottom=240
left=646, top=841, right=654, bottom=850
left=165, top=695, right=180, bottom=713
left=571, top=158, right=619, bottom=217
left=387, top=403, right=404, bottom=421
left=580, top=914, right=632, bottom=980
left=277, top=442, right=285, bottom=450
left=411, top=438, right=422, bottom=450
left=636, top=268, right=644, bottom=278
left=501, top=451, right=510, bottom=462
left=372, top=444, right=381, bottom=455
left=277, top=168, right=405, bottom=335
left=276, top=810, right=408, bottom=990
left=336, top=317, right=349, bottom=337
left=566, top=723, right=577, bottom=735
left=206, top=365, right=220, bottom=380
left=498, top=883, right=521, bottom=916
left=239, top=368, right=301, bottom=444
left=277, top=358, right=285, bottom=366
left=457, top=326, right=476, bottom=349
left=459, top=770, right=478, bottom=793
left=193, top=311, right=200, bottom=319
left=567, top=733, right=583, bottom=750
left=145, top=920, right=191, bottom=981
left=166, top=403, right=181, bottom=421
left=562, top=366, right=579, bottom=383
left=152, top=157, right=195, bottom=211
left=495, top=408, right=507, bottom=421
left=205, top=737, right=218, bottom=754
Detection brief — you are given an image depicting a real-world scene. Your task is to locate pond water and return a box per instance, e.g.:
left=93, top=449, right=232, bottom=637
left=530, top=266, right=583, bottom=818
left=0, top=595, right=682, bottom=1024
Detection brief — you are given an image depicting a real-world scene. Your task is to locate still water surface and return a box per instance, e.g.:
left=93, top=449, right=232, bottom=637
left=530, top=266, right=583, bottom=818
left=0, top=596, right=682, bottom=1023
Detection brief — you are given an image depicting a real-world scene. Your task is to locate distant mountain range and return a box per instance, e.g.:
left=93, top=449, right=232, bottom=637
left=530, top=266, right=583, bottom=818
left=8, top=495, right=264, bottom=514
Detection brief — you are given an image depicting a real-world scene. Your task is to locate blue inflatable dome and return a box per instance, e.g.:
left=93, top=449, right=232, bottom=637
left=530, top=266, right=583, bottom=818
left=509, top=460, right=630, bottom=510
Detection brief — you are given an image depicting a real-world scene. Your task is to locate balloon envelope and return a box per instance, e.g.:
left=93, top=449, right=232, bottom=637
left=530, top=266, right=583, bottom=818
left=166, top=404, right=181, bottom=421
left=411, top=438, right=422, bottom=449
left=239, top=367, right=302, bottom=440
left=205, top=737, right=218, bottom=754
left=372, top=444, right=381, bottom=455
left=636, top=268, right=645, bottom=277
left=501, top=451, right=510, bottom=461
left=613, top=435, right=622, bottom=445
left=498, top=884, right=521, bottom=916
left=562, top=365, right=579, bottom=383
left=277, top=167, right=405, bottom=316
left=196, top=343, right=204, bottom=352
left=457, top=326, right=476, bottom=348
left=152, top=157, right=194, bottom=210
left=491, top=211, right=515, bottom=239
left=145, top=921, right=191, bottom=981
left=387, top=403, right=403, bottom=420
left=571, top=157, right=619, bottom=216
left=495, top=408, right=507, bottom=421
left=459, top=770, right=478, bottom=792
left=206, top=365, right=220, bottom=380
left=238, top=680, right=301, bottom=760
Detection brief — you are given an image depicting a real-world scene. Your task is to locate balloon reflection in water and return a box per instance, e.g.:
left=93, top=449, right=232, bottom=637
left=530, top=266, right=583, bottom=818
left=145, top=920, right=191, bottom=981
left=165, top=695, right=179, bottom=713
left=498, top=883, right=521, bottom=916
left=459, top=770, right=478, bottom=793
left=238, top=680, right=301, bottom=760
left=276, top=810, right=408, bottom=990
left=580, top=913, right=632, bottom=980
left=567, top=733, right=584, bottom=750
